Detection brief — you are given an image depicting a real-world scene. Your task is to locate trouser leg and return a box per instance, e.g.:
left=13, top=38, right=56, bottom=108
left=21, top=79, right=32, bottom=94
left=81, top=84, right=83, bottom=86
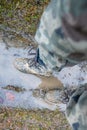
left=66, top=84, right=87, bottom=130
left=35, top=0, right=87, bottom=70
left=35, top=0, right=74, bottom=70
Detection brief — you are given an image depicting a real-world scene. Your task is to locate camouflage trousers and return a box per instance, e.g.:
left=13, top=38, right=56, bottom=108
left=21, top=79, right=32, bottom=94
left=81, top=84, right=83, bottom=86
left=66, top=84, right=87, bottom=130
left=35, top=0, right=87, bottom=129
left=35, top=0, right=87, bottom=70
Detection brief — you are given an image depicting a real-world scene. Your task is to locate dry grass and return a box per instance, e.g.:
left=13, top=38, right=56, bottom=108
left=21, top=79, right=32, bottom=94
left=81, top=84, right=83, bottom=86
left=0, top=0, right=50, bottom=34
left=0, top=108, right=71, bottom=130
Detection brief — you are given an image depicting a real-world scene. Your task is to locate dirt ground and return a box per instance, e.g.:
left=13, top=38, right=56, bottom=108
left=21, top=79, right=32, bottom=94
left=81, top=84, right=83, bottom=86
left=0, top=0, right=71, bottom=129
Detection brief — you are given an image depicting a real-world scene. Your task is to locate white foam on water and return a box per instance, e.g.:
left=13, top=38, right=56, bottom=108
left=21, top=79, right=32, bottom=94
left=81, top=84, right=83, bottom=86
left=0, top=42, right=41, bottom=90
left=0, top=41, right=87, bottom=111
left=0, top=42, right=59, bottom=110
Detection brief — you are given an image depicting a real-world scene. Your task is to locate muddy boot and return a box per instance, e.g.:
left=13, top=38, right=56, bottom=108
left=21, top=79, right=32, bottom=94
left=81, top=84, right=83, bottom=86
left=14, top=48, right=52, bottom=76
left=33, top=88, right=76, bottom=105
left=44, top=90, right=64, bottom=105
left=44, top=88, right=75, bottom=105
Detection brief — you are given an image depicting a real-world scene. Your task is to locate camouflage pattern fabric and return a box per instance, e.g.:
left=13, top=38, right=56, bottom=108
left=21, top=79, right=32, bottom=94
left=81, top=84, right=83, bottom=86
left=35, top=0, right=87, bottom=70
left=35, top=0, right=87, bottom=129
left=66, top=84, right=87, bottom=130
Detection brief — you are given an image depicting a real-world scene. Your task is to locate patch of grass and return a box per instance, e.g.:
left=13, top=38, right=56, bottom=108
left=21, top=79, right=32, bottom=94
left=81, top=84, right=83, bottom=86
left=0, top=108, right=71, bottom=130
left=0, top=0, right=50, bottom=35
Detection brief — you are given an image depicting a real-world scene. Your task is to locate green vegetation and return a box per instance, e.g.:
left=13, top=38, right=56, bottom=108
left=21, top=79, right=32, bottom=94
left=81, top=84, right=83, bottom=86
left=0, top=0, right=49, bottom=34
left=0, top=108, right=71, bottom=129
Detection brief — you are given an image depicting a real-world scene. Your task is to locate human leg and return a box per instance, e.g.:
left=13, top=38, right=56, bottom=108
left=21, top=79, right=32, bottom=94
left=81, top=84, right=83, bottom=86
left=66, top=84, right=87, bottom=130
left=14, top=0, right=80, bottom=76
left=35, top=0, right=75, bottom=70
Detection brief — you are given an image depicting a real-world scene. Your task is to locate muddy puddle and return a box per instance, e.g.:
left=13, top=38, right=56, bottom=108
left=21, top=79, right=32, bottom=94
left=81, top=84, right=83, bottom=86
left=0, top=29, right=87, bottom=111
